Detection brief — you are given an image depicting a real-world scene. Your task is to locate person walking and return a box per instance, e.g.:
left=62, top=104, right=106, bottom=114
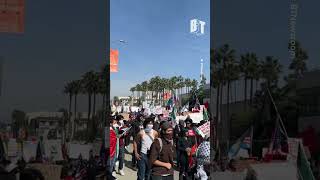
left=116, top=115, right=128, bottom=176
left=174, top=120, right=185, bottom=167
left=149, top=121, right=175, bottom=180
left=109, top=116, right=119, bottom=178
left=194, top=135, right=211, bottom=180
left=130, top=114, right=144, bottom=170
left=177, top=128, right=192, bottom=180
left=134, top=117, right=158, bottom=180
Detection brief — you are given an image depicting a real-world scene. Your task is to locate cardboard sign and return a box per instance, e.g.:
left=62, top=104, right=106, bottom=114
left=44, top=140, right=63, bottom=161
left=28, top=164, right=62, bottom=180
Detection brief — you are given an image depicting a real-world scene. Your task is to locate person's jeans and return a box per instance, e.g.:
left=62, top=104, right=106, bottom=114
left=137, top=153, right=151, bottom=180
left=107, top=156, right=117, bottom=174
left=118, top=146, right=125, bottom=170
left=151, top=175, right=174, bottom=180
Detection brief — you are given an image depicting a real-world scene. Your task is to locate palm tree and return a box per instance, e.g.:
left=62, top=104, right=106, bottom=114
left=92, top=72, right=100, bottom=118
left=191, top=79, right=198, bottom=91
left=177, top=75, right=184, bottom=105
left=63, top=81, right=73, bottom=130
left=130, top=86, right=136, bottom=104
left=215, top=44, right=236, bottom=150
left=247, top=53, right=259, bottom=105
left=136, top=84, right=142, bottom=102
left=141, top=81, right=148, bottom=100
left=81, top=70, right=96, bottom=140
left=240, top=53, right=251, bottom=108
left=261, top=56, right=282, bottom=90
left=184, top=78, right=192, bottom=94
left=72, top=80, right=82, bottom=139
left=288, top=41, right=308, bottom=78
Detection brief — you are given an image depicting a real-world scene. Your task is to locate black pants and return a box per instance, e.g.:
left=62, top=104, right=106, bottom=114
left=132, top=149, right=136, bottom=167
left=151, top=175, right=174, bottom=180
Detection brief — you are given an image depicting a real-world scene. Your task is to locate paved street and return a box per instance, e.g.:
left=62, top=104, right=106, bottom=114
left=114, top=143, right=179, bottom=179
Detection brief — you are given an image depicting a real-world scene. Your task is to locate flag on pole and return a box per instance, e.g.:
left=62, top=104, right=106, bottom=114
left=110, top=49, right=119, bottom=73
left=297, top=142, right=315, bottom=180
left=268, top=118, right=288, bottom=154
left=228, top=126, right=253, bottom=160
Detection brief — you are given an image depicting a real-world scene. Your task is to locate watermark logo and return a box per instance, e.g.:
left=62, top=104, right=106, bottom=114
left=190, top=19, right=205, bottom=36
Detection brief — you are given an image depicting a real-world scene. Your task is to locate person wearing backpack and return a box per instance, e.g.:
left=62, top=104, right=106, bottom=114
left=149, top=121, right=175, bottom=180
left=133, top=117, right=158, bottom=180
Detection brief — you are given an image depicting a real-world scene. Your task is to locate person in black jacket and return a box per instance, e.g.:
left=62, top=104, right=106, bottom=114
left=130, top=114, right=144, bottom=170
left=177, top=128, right=192, bottom=180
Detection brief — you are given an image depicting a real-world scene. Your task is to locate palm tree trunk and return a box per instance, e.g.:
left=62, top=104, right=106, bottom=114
left=216, top=84, right=220, bottom=121
left=227, top=81, right=231, bottom=141
left=72, top=94, right=77, bottom=140
left=68, top=94, right=72, bottom=140
left=250, top=78, right=254, bottom=105
left=93, top=93, right=96, bottom=118
left=102, top=93, right=106, bottom=124
left=87, top=94, right=92, bottom=140
left=234, top=80, right=237, bottom=103
left=244, top=77, right=248, bottom=111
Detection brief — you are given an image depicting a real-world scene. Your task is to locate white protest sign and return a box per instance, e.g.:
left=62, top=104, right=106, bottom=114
left=197, top=121, right=210, bottom=138
left=7, top=139, right=19, bottom=157
left=287, top=138, right=302, bottom=162
left=44, top=140, right=63, bottom=161
left=92, top=142, right=102, bottom=156
left=155, top=107, right=163, bottom=115
left=23, top=141, right=38, bottom=162
left=69, top=143, right=93, bottom=160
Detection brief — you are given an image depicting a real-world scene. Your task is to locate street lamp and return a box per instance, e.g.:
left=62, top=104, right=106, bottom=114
left=111, top=39, right=127, bottom=45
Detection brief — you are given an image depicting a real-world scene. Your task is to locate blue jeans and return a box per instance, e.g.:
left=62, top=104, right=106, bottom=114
left=137, top=153, right=151, bottom=180
left=107, top=156, right=117, bottom=174
left=118, top=146, right=125, bottom=170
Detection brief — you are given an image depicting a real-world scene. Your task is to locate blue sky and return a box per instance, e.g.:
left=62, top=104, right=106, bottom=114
left=110, top=0, right=210, bottom=97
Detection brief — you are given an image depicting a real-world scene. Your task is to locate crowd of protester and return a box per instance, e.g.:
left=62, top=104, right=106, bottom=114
left=108, top=108, right=211, bottom=180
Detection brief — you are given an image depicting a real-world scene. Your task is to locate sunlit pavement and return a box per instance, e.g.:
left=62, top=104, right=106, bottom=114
left=114, top=144, right=179, bottom=180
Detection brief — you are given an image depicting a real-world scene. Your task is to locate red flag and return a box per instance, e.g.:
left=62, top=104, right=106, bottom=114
left=110, top=49, right=119, bottom=73
left=0, top=0, right=24, bottom=33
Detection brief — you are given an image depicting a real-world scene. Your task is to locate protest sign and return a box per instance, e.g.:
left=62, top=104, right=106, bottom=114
left=23, top=141, right=37, bottom=162
left=92, top=142, right=102, bottom=156
left=197, top=121, right=210, bottom=138
left=7, top=138, right=19, bottom=157
left=69, top=143, right=93, bottom=160
left=287, top=138, right=302, bottom=162
left=44, top=140, right=63, bottom=161
left=29, top=164, right=62, bottom=180
left=155, top=107, right=163, bottom=115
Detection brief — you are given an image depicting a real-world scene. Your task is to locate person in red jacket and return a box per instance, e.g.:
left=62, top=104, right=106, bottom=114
left=109, top=116, right=119, bottom=176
